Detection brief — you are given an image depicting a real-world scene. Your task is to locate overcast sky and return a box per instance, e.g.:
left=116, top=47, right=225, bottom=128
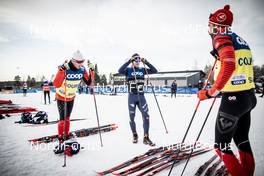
left=0, top=0, right=263, bottom=81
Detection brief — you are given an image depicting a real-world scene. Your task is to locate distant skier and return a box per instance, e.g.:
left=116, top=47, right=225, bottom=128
left=53, top=50, right=94, bottom=155
left=118, top=53, right=158, bottom=146
left=41, top=80, right=51, bottom=104
left=188, top=83, right=192, bottom=96
left=198, top=80, right=203, bottom=90
left=22, top=82, right=28, bottom=96
left=171, top=80, right=177, bottom=98
left=197, top=5, right=256, bottom=176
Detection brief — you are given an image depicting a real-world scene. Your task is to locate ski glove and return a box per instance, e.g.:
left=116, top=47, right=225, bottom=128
left=210, top=49, right=219, bottom=60
left=59, top=61, right=70, bottom=71
left=87, top=62, right=94, bottom=71
left=197, top=90, right=212, bottom=101
left=141, top=58, right=148, bottom=64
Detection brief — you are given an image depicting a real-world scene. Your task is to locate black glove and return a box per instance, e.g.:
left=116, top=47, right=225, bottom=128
left=210, top=49, right=219, bottom=60
left=141, top=58, right=148, bottom=63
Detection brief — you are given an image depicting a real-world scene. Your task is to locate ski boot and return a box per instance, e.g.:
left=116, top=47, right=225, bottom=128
left=54, top=134, right=80, bottom=156
left=133, top=133, right=138, bottom=144
left=54, top=139, right=65, bottom=154
left=53, top=136, right=70, bottom=154
left=143, top=134, right=155, bottom=146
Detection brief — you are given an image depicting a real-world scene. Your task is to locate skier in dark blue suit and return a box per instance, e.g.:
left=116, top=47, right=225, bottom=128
left=118, top=53, right=157, bottom=146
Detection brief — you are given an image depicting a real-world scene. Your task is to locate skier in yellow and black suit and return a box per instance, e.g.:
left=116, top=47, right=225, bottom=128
left=198, top=5, right=257, bottom=176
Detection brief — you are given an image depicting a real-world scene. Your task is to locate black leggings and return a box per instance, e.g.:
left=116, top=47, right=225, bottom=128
left=44, top=91, right=50, bottom=104
left=57, top=99, right=74, bottom=120
left=214, top=89, right=256, bottom=154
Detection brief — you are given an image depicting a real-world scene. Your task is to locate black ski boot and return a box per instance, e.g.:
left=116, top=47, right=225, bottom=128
left=54, top=140, right=65, bottom=154
left=54, top=136, right=70, bottom=154
left=133, top=133, right=138, bottom=144
left=143, top=135, right=155, bottom=146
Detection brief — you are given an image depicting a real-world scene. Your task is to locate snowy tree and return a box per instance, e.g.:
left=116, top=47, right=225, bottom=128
left=40, top=76, right=46, bottom=82
left=30, top=77, right=36, bottom=87
left=14, top=75, right=21, bottom=88
left=26, top=76, right=31, bottom=87
left=14, top=75, right=21, bottom=82
left=254, top=64, right=264, bottom=80
left=100, top=74, right=107, bottom=85
left=94, top=64, right=101, bottom=85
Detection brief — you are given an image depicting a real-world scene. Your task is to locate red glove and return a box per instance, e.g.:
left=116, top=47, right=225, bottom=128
left=197, top=90, right=212, bottom=101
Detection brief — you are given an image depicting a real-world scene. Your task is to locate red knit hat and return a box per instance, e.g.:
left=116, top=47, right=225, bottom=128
left=209, top=5, right=233, bottom=26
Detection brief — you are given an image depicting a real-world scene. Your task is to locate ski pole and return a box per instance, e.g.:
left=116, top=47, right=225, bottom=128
left=62, top=70, right=67, bottom=167
left=180, top=97, right=217, bottom=176
left=90, top=71, right=103, bottom=147
left=143, top=62, right=168, bottom=134
left=168, top=59, right=217, bottom=175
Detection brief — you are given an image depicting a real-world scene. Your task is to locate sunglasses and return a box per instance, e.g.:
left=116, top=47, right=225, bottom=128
left=73, top=59, right=85, bottom=64
left=132, top=57, right=141, bottom=63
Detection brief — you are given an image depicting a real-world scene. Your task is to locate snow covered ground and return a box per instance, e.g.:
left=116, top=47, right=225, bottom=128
left=0, top=92, right=263, bottom=176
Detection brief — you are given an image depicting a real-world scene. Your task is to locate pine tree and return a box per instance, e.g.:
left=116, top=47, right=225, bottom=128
left=14, top=75, right=21, bottom=88
left=26, top=76, right=31, bottom=87
left=30, top=77, right=36, bottom=87
left=41, top=76, right=46, bottom=82
left=253, top=65, right=264, bottom=80
left=94, top=64, right=101, bottom=85
left=100, top=74, right=107, bottom=85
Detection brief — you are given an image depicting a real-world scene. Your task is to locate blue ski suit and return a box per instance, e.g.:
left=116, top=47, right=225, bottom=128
left=118, top=60, right=157, bottom=135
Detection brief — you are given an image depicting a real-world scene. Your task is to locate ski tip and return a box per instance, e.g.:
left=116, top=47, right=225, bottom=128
left=94, top=170, right=106, bottom=176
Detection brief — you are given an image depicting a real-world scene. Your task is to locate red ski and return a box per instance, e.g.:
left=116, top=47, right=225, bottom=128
left=0, top=107, right=37, bottom=114
left=0, top=100, right=12, bottom=105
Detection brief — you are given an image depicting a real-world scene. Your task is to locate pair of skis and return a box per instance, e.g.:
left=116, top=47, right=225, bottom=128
left=18, top=118, right=86, bottom=127
left=97, top=143, right=210, bottom=176
left=215, top=165, right=229, bottom=176
left=0, top=104, right=37, bottom=115
left=28, top=123, right=118, bottom=145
